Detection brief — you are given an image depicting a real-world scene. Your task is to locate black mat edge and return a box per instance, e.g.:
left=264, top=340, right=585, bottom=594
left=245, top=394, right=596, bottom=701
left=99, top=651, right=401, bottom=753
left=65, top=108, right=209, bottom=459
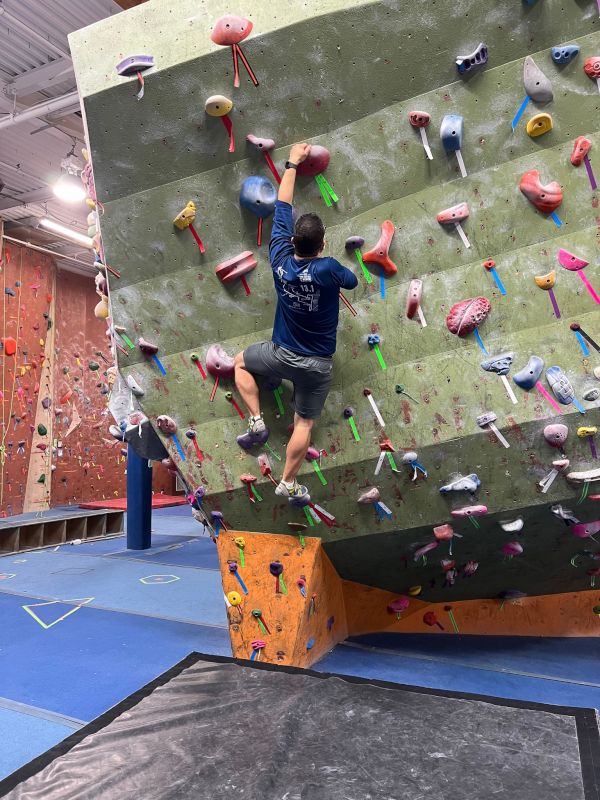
left=1, top=651, right=598, bottom=799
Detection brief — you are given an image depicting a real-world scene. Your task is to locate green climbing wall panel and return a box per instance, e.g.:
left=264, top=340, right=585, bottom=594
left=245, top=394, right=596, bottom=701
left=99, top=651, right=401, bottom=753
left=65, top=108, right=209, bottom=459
left=70, top=0, right=600, bottom=600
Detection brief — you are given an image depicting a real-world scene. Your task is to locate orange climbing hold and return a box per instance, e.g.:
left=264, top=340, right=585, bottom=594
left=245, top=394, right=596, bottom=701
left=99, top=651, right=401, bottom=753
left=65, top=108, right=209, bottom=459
left=2, top=337, right=16, bottom=356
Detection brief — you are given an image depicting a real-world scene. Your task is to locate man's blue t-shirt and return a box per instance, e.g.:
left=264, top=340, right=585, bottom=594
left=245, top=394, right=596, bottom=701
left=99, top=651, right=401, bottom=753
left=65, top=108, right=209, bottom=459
left=268, top=201, right=358, bottom=357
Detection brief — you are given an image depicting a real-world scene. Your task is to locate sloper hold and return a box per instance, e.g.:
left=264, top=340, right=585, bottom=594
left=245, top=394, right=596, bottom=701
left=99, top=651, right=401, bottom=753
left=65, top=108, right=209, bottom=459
left=204, top=95, right=233, bottom=116
left=215, top=251, right=257, bottom=283
left=558, top=248, right=588, bottom=271
left=440, top=114, right=463, bottom=152
left=519, top=170, right=562, bottom=214
left=513, top=355, right=544, bottom=390
left=239, top=176, right=277, bottom=218
left=210, top=15, right=253, bottom=46
left=571, top=136, right=592, bottom=167
left=543, top=423, right=568, bottom=447
left=534, top=270, right=556, bottom=289
left=246, top=134, right=275, bottom=152
left=546, top=366, right=576, bottom=405
left=551, top=44, right=579, bottom=65
left=126, top=375, right=144, bottom=396
left=436, top=202, right=469, bottom=224
left=446, top=297, right=491, bottom=336
left=362, top=220, right=397, bottom=276
left=358, top=487, right=380, bottom=504
left=205, top=344, right=235, bottom=378
left=116, top=55, right=154, bottom=76
left=523, top=56, right=553, bottom=102
left=481, top=352, right=514, bottom=376
left=526, top=113, right=553, bottom=138
left=455, top=42, right=488, bottom=74
left=296, top=145, right=330, bottom=177
left=345, top=235, right=364, bottom=250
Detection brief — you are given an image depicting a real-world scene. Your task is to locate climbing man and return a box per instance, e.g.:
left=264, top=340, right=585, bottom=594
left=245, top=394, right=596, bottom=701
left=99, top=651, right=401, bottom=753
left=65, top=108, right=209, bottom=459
left=234, top=142, right=358, bottom=503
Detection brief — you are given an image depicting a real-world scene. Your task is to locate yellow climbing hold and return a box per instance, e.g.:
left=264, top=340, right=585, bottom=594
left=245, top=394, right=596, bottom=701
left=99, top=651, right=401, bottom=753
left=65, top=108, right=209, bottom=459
left=534, top=270, right=556, bottom=290
left=173, top=201, right=196, bottom=230
left=408, top=585, right=422, bottom=596
left=526, top=112, right=553, bottom=138
left=227, top=591, right=242, bottom=606
left=577, top=426, right=598, bottom=438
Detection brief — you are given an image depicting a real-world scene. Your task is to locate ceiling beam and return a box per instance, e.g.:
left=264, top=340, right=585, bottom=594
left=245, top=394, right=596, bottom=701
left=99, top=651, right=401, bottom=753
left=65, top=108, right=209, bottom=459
left=0, top=90, right=80, bottom=130
left=4, top=58, right=74, bottom=97
left=0, top=187, right=55, bottom=212
left=0, top=6, right=70, bottom=59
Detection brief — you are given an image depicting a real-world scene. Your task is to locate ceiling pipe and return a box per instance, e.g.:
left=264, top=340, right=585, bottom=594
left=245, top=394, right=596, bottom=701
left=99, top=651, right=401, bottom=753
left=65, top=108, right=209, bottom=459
left=0, top=6, right=71, bottom=59
left=2, top=234, right=95, bottom=271
left=0, top=90, right=80, bottom=130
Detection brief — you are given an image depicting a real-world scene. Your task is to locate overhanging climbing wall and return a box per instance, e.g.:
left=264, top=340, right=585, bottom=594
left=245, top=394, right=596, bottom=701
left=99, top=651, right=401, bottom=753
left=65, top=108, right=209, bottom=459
left=70, top=0, right=600, bottom=604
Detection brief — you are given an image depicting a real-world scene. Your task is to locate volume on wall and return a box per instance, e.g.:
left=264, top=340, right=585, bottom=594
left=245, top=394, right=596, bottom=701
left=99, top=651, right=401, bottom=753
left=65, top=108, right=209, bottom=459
left=69, top=0, right=600, bottom=602
left=0, top=241, right=171, bottom=517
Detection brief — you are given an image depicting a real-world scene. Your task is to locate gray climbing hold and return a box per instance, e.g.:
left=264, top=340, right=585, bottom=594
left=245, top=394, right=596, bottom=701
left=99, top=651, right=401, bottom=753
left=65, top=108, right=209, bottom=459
left=583, top=387, right=600, bottom=402
left=440, top=473, right=480, bottom=493
left=456, top=42, right=488, bottom=74
left=512, top=355, right=544, bottom=390
left=499, top=517, right=524, bottom=533
left=481, top=352, right=514, bottom=376
left=126, top=374, right=144, bottom=396
left=523, top=56, right=553, bottom=103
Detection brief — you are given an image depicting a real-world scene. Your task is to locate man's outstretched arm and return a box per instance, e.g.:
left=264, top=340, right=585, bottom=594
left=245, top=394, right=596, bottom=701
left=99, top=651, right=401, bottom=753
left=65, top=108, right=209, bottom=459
left=278, top=142, right=311, bottom=204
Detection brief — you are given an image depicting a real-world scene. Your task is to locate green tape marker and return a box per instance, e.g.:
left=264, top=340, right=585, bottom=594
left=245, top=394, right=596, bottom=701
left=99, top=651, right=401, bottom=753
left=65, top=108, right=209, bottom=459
left=238, top=547, right=245, bottom=567
left=314, top=175, right=332, bottom=208
left=348, top=417, right=360, bottom=441
left=318, top=174, right=339, bottom=203
left=386, top=452, right=399, bottom=472
left=355, top=249, right=372, bottom=284
left=312, top=460, right=327, bottom=486
left=373, top=344, right=387, bottom=371
left=120, top=333, right=135, bottom=349
left=298, top=533, right=305, bottom=547
left=279, top=575, right=287, bottom=595
left=251, top=484, right=263, bottom=502
left=273, top=386, right=284, bottom=415
left=303, top=506, right=315, bottom=527
left=265, top=442, right=281, bottom=461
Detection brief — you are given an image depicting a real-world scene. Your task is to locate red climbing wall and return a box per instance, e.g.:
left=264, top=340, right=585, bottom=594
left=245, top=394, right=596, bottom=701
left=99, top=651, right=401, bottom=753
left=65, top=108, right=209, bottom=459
left=0, top=241, right=173, bottom=517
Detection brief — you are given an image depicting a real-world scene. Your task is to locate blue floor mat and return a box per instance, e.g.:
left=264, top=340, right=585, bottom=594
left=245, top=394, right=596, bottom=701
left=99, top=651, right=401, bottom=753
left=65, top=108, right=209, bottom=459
left=0, top=707, right=77, bottom=780
left=56, top=533, right=199, bottom=556
left=0, top=550, right=227, bottom=627
left=315, top=637, right=600, bottom=710
left=0, top=591, right=230, bottom=722
left=107, top=537, right=219, bottom=570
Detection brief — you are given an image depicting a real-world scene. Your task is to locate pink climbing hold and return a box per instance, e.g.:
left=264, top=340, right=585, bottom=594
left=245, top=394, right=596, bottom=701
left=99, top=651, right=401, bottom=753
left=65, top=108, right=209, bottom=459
left=519, top=169, right=563, bottom=214
left=445, top=297, right=491, bottom=336
left=205, top=344, right=235, bottom=379
left=571, top=520, right=600, bottom=539
left=571, top=136, right=592, bottom=167
left=451, top=505, right=488, bottom=517
left=436, top=202, right=469, bottom=224
left=210, top=15, right=253, bottom=46
left=362, top=220, right=397, bottom=276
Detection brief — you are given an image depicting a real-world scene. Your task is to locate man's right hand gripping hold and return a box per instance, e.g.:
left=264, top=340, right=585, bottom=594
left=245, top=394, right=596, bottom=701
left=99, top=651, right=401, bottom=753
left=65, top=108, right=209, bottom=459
left=234, top=143, right=358, bottom=503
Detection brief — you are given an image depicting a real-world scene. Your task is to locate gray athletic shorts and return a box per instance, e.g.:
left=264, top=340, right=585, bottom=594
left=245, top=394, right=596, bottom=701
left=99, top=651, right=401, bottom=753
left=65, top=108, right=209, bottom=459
left=243, top=341, right=333, bottom=419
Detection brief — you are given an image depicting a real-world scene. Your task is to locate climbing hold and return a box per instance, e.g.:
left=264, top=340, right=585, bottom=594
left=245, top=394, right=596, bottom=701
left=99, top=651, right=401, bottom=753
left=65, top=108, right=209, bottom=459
left=1, top=337, right=16, bottom=356
left=499, top=517, right=524, bottom=533
left=227, top=591, right=242, bottom=606
left=451, top=504, right=488, bottom=518
left=357, top=486, right=392, bottom=520
left=583, top=56, right=600, bottom=92
left=539, top=459, right=570, bottom=494
left=414, top=542, right=439, bottom=562
left=440, top=114, right=467, bottom=176
left=240, top=473, right=262, bottom=504
left=519, top=169, right=563, bottom=222
left=423, top=611, right=444, bottom=631
left=156, top=415, right=177, bottom=436
left=571, top=520, right=600, bottom=539
left=523, top=56, right=553, bottom=102
left=408, top=585, right=422, bottom=596
left=240, top=176, right=277, bottom=246
left=37, top=424, right=47, bottom=436
left=476, top=411, right=510, bottom=448
left=387, top=597, right=410, bottom=619
left=455, top=42, right=488, bottom=74
left=583, top=388, right=600, bottom=402
left=137, top=337, right=158, bottom=355
left=439, top=473, right=480, bottom=493
left=546, top=366, right=584, bottom=412
left=566, top=468, right=600, bottom=485
left=571, top=136, right=592, bottom=166
left=297, top=145, right=338, bottom=206
left=481, top=352, right=514, bottom=376
left=502, top=541, right=523, bottom=558
left=246, top=134, right=281, bottom=183
left=211, top=15, right=258, bottom=88
left=526, top=113, right=553, bottom=138
left=126, top=374, right=144, bottom=396
left=543, top=423, right=568, bottom=448
left=445, top=297, right=491, bottom=337
left=115, top=55, right=154, bottom=100
left=88, top=361, right=100, bottom=371
left=551, top=44, right=579, bottom=65
left=173, top=201, right=205, bottom=254
left=401, top=451, right=427, bottom=480
left=512, top=356, right=544, bottom=390
left=436, top=202, right=470, bottom=248
left=362, top=220, right=397, bottom=276
left=558, top=249, right=600, bottom=305
left=205, top=95, right=235, bottom=152
left=577, top=427, right=598, bottom=459
left=205, top=344, right=235, bottom=379
left=408, top=110, right=433, bottom=159
left=215, top=251, right=257, bottom=295
left=406, top=279, right=426, bottom=327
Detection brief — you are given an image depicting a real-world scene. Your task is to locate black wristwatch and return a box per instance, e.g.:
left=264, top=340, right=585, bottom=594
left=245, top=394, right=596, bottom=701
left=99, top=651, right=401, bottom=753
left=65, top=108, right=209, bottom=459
left=285, top=161, right=298, bottom=170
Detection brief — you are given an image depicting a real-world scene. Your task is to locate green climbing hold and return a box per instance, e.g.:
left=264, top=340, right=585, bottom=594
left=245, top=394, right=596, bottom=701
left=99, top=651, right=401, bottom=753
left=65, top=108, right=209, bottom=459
left=89, top=361, right=100, bottom=371
left=37, top=424, right=47, bottom=436
left=63, top=367, right=69, bottom=375
left=47, top=318, right=52, bottom=330
left=36, top=474, right=46, bottom=484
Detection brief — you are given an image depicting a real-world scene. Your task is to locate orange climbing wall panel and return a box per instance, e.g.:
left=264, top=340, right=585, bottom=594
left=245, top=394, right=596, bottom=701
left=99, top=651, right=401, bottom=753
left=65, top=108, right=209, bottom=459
left=217, top=530, right=347, bottom=667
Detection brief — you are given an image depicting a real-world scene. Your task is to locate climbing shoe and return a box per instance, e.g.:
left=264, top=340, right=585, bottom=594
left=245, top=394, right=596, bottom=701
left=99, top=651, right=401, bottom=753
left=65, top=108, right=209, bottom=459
left=236, top=416, right=270, bottom=450
left=275, top=480, right=311, bottom=504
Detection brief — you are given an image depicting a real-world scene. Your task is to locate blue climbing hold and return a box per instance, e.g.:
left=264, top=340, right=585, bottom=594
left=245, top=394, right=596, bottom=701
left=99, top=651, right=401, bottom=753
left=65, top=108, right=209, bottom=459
left=239, top=175, right=277, bottom=219
left=513, top=355, right=544, bottom=390
left=551, top=44, right=579, bottom=65
left=440, top=114, right=464, bottom=153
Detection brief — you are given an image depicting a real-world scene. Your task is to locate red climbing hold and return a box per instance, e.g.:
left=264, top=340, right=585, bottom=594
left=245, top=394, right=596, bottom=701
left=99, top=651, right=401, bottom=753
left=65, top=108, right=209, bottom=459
left=446, top=297, right=491, bottom=336
left=519, top=169, right=563, bottom=214
left=2, top=337, right=16, bottom=356
left=362, top=221, right=397, bottom=276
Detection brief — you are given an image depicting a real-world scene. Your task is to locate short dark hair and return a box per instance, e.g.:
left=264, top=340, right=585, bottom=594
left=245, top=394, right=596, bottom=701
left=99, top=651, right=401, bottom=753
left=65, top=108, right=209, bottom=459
left=292, top=213, right=325, bottom=257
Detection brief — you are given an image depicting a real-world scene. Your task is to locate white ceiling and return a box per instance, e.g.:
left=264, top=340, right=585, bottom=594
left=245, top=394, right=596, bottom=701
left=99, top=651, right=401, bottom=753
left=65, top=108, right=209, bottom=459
left=0, top=0, right=124, bottom=273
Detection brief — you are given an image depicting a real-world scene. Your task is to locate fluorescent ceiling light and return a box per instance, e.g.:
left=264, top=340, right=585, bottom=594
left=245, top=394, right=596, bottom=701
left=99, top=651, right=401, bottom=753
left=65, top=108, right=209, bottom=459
left=39, top=217, right=94, bottom=248
left=53, top=171, right=86, bottom=203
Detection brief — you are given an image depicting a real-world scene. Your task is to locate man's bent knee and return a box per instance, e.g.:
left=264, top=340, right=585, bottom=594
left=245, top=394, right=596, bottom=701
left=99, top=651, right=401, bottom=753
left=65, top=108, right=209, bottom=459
left=234, top=352, right=245, bottom=369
